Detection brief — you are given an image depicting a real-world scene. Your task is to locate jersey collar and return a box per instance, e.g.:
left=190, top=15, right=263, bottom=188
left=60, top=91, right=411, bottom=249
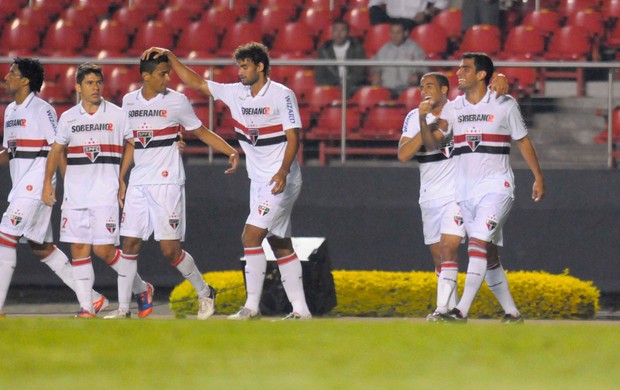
left=245, top=78, right=272, bottom=98
left=78, top=99, right=107, bottom=115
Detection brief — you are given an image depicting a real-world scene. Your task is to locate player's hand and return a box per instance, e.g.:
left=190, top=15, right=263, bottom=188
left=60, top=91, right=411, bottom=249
left=532, top=178, right=545, bottom=202
left=225, top=152, right=238, bottom=174
left=177, top=139, right=186, bottom=154
left=118, top=180, right=127, bottom=209
left=269, top=169, right=288, bottom=195
left=435, top=118, right=449, bottom=133
left=141, top=47, right=170, bottom=61
left=490, top=73, right=509, bottom=97
left=418, top=97, right=433, bottom=116
left=41, top=181, right=56, bottom=207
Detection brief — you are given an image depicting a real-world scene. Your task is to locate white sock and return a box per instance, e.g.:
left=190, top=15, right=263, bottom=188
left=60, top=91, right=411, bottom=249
left=243, top=246, right=267, bottom=313
left=277, top=252, right=311, bottom=316
left=0, top=233, right=18, bottom=311
left=72, top=257, right=95, bottom=313
left=486, top=262, right=519, bottom=316
left=436, top=261, right=458, bottom=314
left=40, top=245, right=102, bottom=301
left=173, top=251, right=210, bottom=298
left=107, top=250, right=137, bottom=312
left=456, top=241, right=488, bottom=317
left=109, top=252, right=147, bottom=294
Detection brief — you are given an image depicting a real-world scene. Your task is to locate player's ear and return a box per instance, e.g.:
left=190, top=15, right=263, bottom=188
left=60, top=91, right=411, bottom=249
left=440, top=85, right=448, bottom=95
left=476, top=70, right=487, bottom=82
left=257, top=62, right=265, bottom=73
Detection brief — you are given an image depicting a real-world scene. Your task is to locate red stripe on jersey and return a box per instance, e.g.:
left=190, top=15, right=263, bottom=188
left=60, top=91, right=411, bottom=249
left=276, top=253, right=298, bottom=265
left=233, top=119, right=283, bottom=136
left=244, top=247, right=265, bottom=256
left=67, top=144, right=123, bottom=154
left=132, top=126, right=180, bottom=138
left=454, top=134, right=512, bottom=143
left=0, top=236, right=17, bottom=248
left=72, top=257, right=92, bottom=266
left=16, top=139, right=49, bottom=147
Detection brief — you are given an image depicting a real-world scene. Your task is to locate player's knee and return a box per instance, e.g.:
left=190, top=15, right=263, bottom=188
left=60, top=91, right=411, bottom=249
left=121, top=237, right=141, bottom=255
left=93, top=245, right=116, bottom=262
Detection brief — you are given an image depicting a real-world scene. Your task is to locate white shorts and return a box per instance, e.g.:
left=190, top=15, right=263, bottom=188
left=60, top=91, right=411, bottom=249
left=420, top=197, right=466, bottom=245
left=60, top=206, right=120, bottom=246
left=458, top=193, right=512, bottom=246
left=246, top=180, right=302, bottom=238
left=120, top=184, right=186, bottom=242
left=0, top=197, right=53, bottom=244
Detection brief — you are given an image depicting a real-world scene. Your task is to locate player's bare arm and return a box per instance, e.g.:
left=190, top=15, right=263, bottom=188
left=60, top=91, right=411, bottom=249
left=398, top=133, right=424, bottom=162
left=270, top=128, right=299, bottom=195
left=490, top=73, right=509, bottom=97
left=516, top=135, right=545, bottom=202
left=42, top=142, right=65, bottom=206
left=192, top=126, right=239, bottom=174
left=141, top=47, right=211, bottom=97
left=118, top=140, right=135, bottom=209
left=418, top=98, right=446, bottom=151
left=0, top=148, right=8, bottom=165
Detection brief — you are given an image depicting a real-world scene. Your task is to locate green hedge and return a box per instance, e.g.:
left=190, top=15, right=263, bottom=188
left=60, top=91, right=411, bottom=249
left=169, top=269, right=600, bottom=319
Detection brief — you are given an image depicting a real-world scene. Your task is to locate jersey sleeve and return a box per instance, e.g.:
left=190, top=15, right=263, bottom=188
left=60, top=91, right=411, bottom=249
left=506, top=100, right=528, bottom=140
left=401, top=109, right=420, bottom=139
left=55, top=113, right=70, bottom=145
left=121, top=101, right=134, bottom=141
left=207, top=80, right=233, bottom=104
left=278, top=88, right=302, bottom=131
left=39, top=104, right=58, bottom=144
left=176, top=94, right=202, bottom=131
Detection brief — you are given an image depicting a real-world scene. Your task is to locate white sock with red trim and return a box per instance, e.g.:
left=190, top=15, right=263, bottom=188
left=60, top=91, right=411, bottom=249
left=0, top=233, right=18, bottom=312
left=456, top=241, right=488, bottom=317
left=277, top=252, right=311, bottom=316
left=436, top=261, right=458, bottom=314
left=173, top=250, right=210, bottom=298
left=486, top=262, right=519, bottom=316
left=42, top=245, right=102, bottom=301
left=72, top=257, right=95, bottom=313
left=243, top=246, right=266, bottom=313
left=106, top=249, right=137, bottom=312
left=109, top=252, right=147, bottom=294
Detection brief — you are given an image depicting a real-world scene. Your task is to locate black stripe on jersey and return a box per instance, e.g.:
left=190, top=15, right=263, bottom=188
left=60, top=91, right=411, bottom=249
left=415, top=153, right=450, bottom=164
left=67, top=156, right=121, bottom=165
left=134, top=137, right=178, bottom=149
left=453, top=145, right=511, bottom=156
left=237, top=134, right=287, bottom=146
left=8, top=150, right=49, bottom=160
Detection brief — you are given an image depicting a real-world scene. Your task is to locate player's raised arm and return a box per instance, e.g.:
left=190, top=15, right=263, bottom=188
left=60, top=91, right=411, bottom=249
left=141, top=47, right=211, bottom=97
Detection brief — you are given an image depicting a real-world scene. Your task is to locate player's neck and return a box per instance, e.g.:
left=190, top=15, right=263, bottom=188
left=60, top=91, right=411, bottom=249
left=431, top=97, right=448, bottom=116
left=464, top=85, right=487, bottom=105
left=249, top=77, right=267, bottom=97
left=140, top=86, right=159, bottom=101
left=81, top=100, right=101, bottom=114
left=13, top=89, right=30, bottom=105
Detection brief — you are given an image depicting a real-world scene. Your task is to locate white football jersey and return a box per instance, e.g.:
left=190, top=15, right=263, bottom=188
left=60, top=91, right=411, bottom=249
left=56, top=100, right=126, bottom=209
left=440, top=90, right=528, bottom=202
left=122, top=88, right=202, bottom=186
left=208, top=79, right=302, bottom=183
left=2, top=93, right=57, bottom=202
left=401, top=108, right=455, bottom=204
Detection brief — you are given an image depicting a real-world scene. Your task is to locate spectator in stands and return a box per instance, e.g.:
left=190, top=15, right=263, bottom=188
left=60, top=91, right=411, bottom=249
left=369, top=0, right=449, bottom=31
left=369, top=21, right=429, bottom=98
left=461, top=0, right=500, bottom=32
left=315, top=19, right=367, bottom=98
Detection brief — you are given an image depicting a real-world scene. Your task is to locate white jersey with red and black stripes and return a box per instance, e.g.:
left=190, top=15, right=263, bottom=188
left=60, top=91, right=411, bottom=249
left=401, top=108, right=455, bottom=204
left=122, top=88, right=202, bottom=186
left=2, top=92, right=57, bottom=202
left=441, top=90, right=528, bottom=202
left=207, top=79, right=302, bottom=183
left=56, top=100, right=126, bottom=209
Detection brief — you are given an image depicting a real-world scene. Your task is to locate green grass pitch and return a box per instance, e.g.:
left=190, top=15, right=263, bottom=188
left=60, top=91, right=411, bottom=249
left=0, top=317, right=618, bottom=389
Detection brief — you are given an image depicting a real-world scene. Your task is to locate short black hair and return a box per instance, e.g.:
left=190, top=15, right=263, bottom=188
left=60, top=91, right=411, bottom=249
left=140, top=52, right=169, bottom=74
left=76, top=63, right=104, bottom=84
left=13, top=57, right=44, bottom=93
left=233, top=42, right=270, bottom=76
left=422, top=72, right=450, bottom=93
left=333, top=19, right=350, bottom=33
left=462, top=52, right=494, bottom=86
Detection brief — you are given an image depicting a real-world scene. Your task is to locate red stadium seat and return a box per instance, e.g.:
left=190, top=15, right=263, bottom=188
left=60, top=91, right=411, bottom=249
left=262, top=0, right=299, bottom=19
left=217, top=21, right=263, bottom=56
left=176, top=84, right=208, bottom=104
left=522, top=8, right=561, bottom=37
left=568, top=8, right=604, bottom=38
left=203, top=66, right=239, bottom=83
left=62, top=5, right=97, bottom=34
left=602, top=0, right=620, bottom=23
left=594, top=106, right=620, bottom=144
left=158, top=6, right=197, bottom=35
left=311, top=104, right=361, bottom=138
left=175, top=20, right=218, bottom=57
left=0, top=19, right=40, bottom=52
left=168, top=0, right=209, bottom=14
left=305, top=0, right=345, bottom=18
left=499, top=58, right=539, bottom=97
left=410, top=23, right=448, bottom=60
left=398, top=87, right=423, bottom=110
left=501, top=25, right=545, bottom=59
left=202, top=6, right=238, bottom=36
left=288, top=69, right=317, bottom=99
left=255, top=6, right=292, bottom=37
left=130, top=21, right=174, bottom=56
left=432, top=8, right=462, bottom=41
left=39, top=82, right=71, bottom=104
left=271, top=22, right=315, bottom=56
left=350, top=86, right=393, bottom=112
left=31, top=0, right=65, bottom=18
left=16, top=6, right=52, bottom=34
left=78, top=0, right=113, bottom=16
left=113, top=5, right=149, bottom=35
left=212, top=0, right=252, bottom=19
left=0, top=0, right=22, bottom=18
left=87, top=19, right=129, bottom=56
left=42, top=19, right=85, bottom=56
left=130, top=0, right=162, bottom=19
left=557, top=0, right=597, bottom=20
left=308, top=85, right=343, bottom=113
left=299, top=6, right=336, bottom=38
left=106, top=66, right=138, bottom=101
left=364, top=24, right=392, bottom=58
left=60, top=65, right=78, bottom=100
left=344, top=7, right=371, bottom=37
left=359, top=104, right=408, bottom=139
left=456, top=24, right=501, bottom=57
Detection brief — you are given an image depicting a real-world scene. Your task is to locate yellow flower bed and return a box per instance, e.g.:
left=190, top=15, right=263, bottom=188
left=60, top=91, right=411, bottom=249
left=169, top=269, right=600, bottom=319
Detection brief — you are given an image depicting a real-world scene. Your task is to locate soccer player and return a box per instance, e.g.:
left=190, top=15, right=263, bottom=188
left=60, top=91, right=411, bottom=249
left=42, top=63, right=155, bottom=318
left=399, top=71, right=524, bottom=323
left=119, top=53, right=239, bottom=320
left=142, top=43, right=312, bottom=320
left=436, top=53, right=545, bottom=323
left=0, top=58, right=107, bottom=317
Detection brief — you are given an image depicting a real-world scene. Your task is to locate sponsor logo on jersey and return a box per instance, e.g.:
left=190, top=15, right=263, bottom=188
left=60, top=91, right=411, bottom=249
left=440, top=138, right=454, bottom=158
left=457, top=114, right=494, bottom=123
left=105, top=218, right=116, bottom=234
left=249, top=128, right=259, bottom=145
left=127, top=109, right=167, bottom=118
left=169, top=214, right=180, bottom=230
left=7, top=139, right=17, bottom=157
left=46, top=109, right=57, bottom=134
left=137, top=130, right=153, bottom=147
left=10, top=210, right=23, bottom=226
left=486, top=215, right=498, bottom=231
left=258, top=200, right=271, bottom=216
left=241, top=107, right=270, bottom=115
left=285, top=95, right=295, bottom=124
left=84, top=145, right=101, bottom=162
left=71, top=123, right=114, bottom=133
left=5, top=119, right=26, bottom=128
left=466, top=128, right=482, bottom=151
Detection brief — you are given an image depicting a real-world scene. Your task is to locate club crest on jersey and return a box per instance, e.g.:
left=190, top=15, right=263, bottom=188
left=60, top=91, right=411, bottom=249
left=83, top=145, right=101, bottom=162
left=169, top=214, right=180, bottom=230
left=249, top=128, right=259, bottom=145
left=453, top=213, right=464, bottom=226
left=440, top=138, right=454, bottom=158
left=137, top=130, right=153, bottom=147
left=258, top=200, right=271, bottom=216
left=105, top=218, right=116, bottom=234
left=486, top=215, right=498, bottom=231
left=466, top=128, right=482, bottom=151
left=7, top=139, right=17, bottom=157
left=10, top=210, right=23, bottom=226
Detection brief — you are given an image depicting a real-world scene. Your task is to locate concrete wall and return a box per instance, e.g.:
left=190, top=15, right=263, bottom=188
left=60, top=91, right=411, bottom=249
left=2, top=165, right=619, bottom=293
